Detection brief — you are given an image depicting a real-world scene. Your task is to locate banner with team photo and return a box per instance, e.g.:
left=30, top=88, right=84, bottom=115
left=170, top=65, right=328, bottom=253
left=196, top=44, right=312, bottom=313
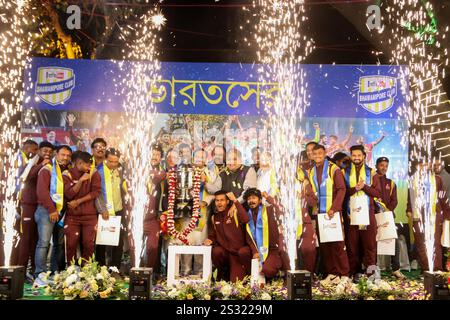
left=21, top=58, right=410, bottom=222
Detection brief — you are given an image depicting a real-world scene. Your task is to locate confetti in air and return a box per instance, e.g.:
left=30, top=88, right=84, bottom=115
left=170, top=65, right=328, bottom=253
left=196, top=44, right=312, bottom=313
left=248, top=0, right=314, bottom=271
left=382, top=0, right=450, bottom=272
left=117, top=6, right=164, bottom=268
left=0, top=0, right=34, bottom=266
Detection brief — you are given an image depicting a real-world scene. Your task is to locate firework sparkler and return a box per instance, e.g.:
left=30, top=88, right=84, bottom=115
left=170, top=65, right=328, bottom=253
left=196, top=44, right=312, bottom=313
left=0, top=0, right=34, bottom=266
left=382, top=0, right=449, bottom=272
left=249, top=0, right=314, bottom=271
left=118, top=7, right=165, bottom=268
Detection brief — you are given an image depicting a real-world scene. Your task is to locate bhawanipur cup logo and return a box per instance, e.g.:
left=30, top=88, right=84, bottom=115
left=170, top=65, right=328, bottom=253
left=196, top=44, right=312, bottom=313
left=357, top=76, right=397, bottom=114
left=35, top=67, right=75, bottom=106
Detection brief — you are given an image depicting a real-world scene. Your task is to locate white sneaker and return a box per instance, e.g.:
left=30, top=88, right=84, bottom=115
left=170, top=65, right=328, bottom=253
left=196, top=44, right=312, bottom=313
left=32, top=273, right=49, bottom=288
left=411, top=260, right=418, bottom=270
left=320, top=274, right=340, bottom=286
left=392, top=270, right=406, bottom=280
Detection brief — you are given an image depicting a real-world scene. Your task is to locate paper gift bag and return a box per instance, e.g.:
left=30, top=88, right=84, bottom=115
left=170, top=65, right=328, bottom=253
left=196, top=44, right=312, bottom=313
left=95, top=215, right=122, bottom=246
left=377, top=238, right=396, bottom=256
left=250, top=258, right=265, bottom=285
left=349, top=195, right=370, bottom=226
left=375, top=211, right=398, bottom=241
left=317, top=212, right=344, bottom=243
left=441, top=220, right=450, bottom=248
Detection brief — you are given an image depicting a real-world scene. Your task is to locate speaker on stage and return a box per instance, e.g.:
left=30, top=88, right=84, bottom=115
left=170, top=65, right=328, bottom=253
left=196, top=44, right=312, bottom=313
left=128, top=267, right=153, bottom=300
left=424, top=272, right=450, bottom=300
left=287, top=270, right=312, bottom=300
left=0, top=266, right=25, bottom=300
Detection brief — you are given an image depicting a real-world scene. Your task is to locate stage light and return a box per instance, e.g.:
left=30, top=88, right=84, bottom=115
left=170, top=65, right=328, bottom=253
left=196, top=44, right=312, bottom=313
left=0, top=266, right=25, bottom=300
left=287, top=270, right=312, bottom=300
left=423, top=271, right=450, bottom=300
left=128, top=267, right=152, bottom=300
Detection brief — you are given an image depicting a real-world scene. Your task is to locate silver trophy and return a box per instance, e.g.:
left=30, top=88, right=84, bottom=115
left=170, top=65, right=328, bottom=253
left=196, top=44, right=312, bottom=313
left=175, top=164, right=194, bottom=217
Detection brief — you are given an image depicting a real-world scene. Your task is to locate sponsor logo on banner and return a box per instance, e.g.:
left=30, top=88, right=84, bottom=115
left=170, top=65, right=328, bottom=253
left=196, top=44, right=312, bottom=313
left=357, top=75, right=397, bottom=114
left=35, top=67, right=75, bottom=106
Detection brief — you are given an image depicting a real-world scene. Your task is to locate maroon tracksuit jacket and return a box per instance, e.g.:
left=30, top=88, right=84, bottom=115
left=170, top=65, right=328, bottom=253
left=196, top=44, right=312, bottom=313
left=63, top=168, right=102, bottom=263
left=243, top=201, right=282, bottom=278
left=209, top=200, right=252, bottom=282
left=376, top=173, right=398, bottom=214
left=140, top=169, right=166, bottom=269
left=305, top=163, right=350, bottom=277
left=344, top=165, right=382, bottom=275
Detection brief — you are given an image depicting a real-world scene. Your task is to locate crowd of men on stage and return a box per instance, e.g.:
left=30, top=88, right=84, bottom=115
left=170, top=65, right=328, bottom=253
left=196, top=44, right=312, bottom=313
left=1, top=136, right=449, bottom=288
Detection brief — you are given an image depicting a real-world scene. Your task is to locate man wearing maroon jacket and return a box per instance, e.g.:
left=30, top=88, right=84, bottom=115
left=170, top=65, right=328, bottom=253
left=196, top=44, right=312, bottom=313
left=141, top=146, right=166, bottom=270
left=343, top=145, right=382, bottom=279
left=407, top=162, right=450, bottom=272
left=242, top=188, right=282, bottom=279
left=203, top=190, right=252, bottom=282
left=306, top=144, right=350, bottom=285
left=13, top=141, right=53, bottom=275
left=63, top=152, right=102, bottom=263
left=375, top=157, right=405, bottom=279
left=34, top=145, right=72, bottom=285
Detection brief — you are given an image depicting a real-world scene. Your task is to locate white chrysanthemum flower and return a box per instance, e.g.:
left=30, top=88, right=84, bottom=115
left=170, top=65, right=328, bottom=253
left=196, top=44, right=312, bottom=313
left=168, top=288, right=178, bottom=299
left=260, top=292, right=272, bottom=300
left=96, top=273, right=104, bottom=281
left=221, top=284, right=232, bottom=297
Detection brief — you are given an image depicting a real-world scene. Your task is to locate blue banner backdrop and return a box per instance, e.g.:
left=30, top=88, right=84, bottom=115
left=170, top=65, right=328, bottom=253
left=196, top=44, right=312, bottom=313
left=24, top=58, right=407, bottom=119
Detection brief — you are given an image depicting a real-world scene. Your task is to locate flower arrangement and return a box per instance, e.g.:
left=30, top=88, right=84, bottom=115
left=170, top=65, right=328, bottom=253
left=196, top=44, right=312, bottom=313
left=166, top=167, right=202, bottom=244
left=313, top=276, right=427, bottom=300
left=45, top=257, right=127, bottom=300
left=152, top=278, right=287, bottom=300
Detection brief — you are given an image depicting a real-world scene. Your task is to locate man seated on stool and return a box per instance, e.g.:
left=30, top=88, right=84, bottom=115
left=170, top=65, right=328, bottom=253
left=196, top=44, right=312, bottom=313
left=241, top=188, right=282, bottom=280
left=203, top=190, right=252, bottom=282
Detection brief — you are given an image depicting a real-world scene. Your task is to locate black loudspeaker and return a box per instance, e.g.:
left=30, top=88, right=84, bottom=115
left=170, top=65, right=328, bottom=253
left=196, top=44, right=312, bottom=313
left=128, top=267, right=153, bottom=300
left=424, top=272, right=450, bottom=300
left=0, top=266, right=25, bottom=300
left=287, top=270, right=312, bottom=300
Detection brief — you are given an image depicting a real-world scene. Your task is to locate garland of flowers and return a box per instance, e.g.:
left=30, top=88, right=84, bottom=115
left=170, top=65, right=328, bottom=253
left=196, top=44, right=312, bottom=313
left=166, top=167, right=202, bottom=244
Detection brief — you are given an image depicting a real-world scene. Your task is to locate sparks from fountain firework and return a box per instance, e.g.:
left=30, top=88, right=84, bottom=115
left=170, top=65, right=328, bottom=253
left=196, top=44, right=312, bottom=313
left=0, top=0, right=34, bottom=266
left=245, top=0, right=314, bottom=271
left=115, top=5, right=164, bottom=268
left=382, top=0, right=450, bottom=272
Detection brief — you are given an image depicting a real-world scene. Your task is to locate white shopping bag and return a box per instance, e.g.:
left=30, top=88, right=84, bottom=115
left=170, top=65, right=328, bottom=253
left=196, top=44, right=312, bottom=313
left=250, top=258, right=265, bottom=285
left=441, top=220, right=450, bottom=248
left=377, top=238, right=396, bottom=256
left=317, top=212, right=344, bottom=243
left=350, top=195, right=370, bottom=226
left=375, top=211, right=398, bottom=241
left=95, top=215, right=122, bottom=246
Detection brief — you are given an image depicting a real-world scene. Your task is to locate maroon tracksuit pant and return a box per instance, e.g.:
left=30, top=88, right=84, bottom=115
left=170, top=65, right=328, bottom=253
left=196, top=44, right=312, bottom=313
left=64, top=215, right=98, bottom=263
left=212, top=245, right=251, bottom=282
left=299, top=222, right=317, bottom=273
left=413, top=220, right=444, bottom=271
left=14, top=204, right=38, bottom=270
left=144, top=218, right=160, bottom=269
left=346, top=212, right=377, bottom=275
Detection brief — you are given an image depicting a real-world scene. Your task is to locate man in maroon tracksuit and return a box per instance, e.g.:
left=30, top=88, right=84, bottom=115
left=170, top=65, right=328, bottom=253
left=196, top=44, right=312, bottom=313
left=241, top=188, right=282, bottom=279
left=13, top=141, right=54, bottom=272
left=343, top=145, right=382, bottom=278
left=375, top=157, right=405, bottom=279
left=306, top=144, right=350, bottom=285
left=142, top=154, right=166, bottom=270
left=203, top=190, right=252, bottom=282
left=63, top=152, right=101, bottom=263
left=407, top=162, right=450, bottom=272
